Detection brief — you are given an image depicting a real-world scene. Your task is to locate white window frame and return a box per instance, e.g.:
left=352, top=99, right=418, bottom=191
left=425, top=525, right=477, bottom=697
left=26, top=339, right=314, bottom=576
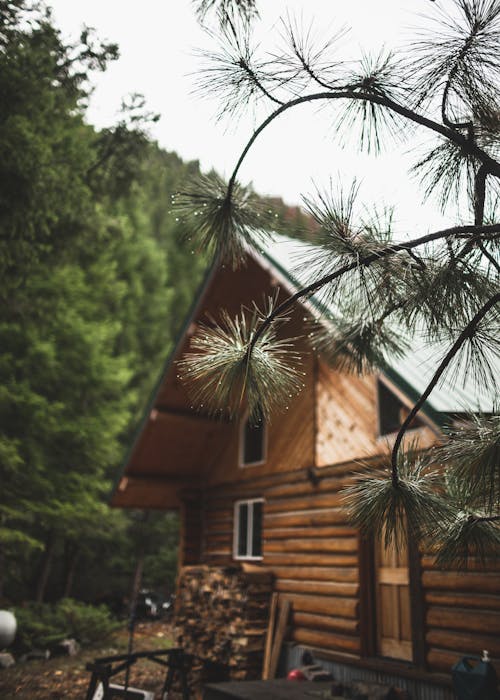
left=233, top=498, right=264, bottom=561
left=238, top=412, right=267, bottom=468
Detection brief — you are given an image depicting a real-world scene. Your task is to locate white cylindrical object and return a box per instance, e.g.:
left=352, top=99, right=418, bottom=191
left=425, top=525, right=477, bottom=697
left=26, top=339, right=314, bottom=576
left=0, top=610, right=17, bottom=648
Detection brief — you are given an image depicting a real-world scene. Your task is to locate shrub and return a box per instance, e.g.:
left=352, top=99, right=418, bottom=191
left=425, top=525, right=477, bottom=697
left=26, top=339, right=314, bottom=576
left=12, top=598, right=121, bottom=652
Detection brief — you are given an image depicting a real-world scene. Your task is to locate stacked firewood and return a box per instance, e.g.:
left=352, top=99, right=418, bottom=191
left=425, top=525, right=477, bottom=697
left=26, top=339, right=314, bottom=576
left=174, top=565, right=273, bottom=691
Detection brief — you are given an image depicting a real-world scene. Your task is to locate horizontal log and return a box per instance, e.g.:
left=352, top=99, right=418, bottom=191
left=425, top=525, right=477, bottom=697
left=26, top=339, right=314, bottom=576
left=206, top=509, right=233, bottom=525
left=203, top=549, right=232, bottom=558
left=274, top=578, right=359, bottom=598
left=203, top=459, right=378, bottom=501
left=264, top=526, right=357, bottom=539
left=271, top=566, right=358, bottom=582
left=286, top=593, right=358, bottom=618
left=205, top=532, right=232, bottom=546
left=427, top=648, right=500, bottom=675
left=422, top=555, right=500, bottom=572
left=422, top=570, right=500, bottom=594
left=263, top=474, right=355, bottom=500
left=427, top=607, right=500, bottom=635
left=200, top=554, right=233, bottom=566
left=292, top=627, right=361, bottom=654
left=265, top=493, right=344, bottom=514
left=425, top=591, right=500, bottom=611
left=293, top=611, right=359, bottom=634
left=263, top=552, right=358, bottom=567
left=426, top=629, right=500, bottom=657
left=264, top=537, right=358, bottom=554
left=264, top=508, right=349, bottom=528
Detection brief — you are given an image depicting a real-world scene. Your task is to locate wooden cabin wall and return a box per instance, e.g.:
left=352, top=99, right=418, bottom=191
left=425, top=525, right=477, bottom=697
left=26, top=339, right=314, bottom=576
left=316, top=360, right=438, bottom=466
left=199, top=463, right=363, bottom=659
left=422, top=558, right=500, bottom=675
left=178, top=463, right=500, bottom=678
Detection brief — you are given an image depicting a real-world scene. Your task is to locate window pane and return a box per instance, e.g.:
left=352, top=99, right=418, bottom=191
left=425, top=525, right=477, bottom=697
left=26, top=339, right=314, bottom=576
left=237, top=503, right=248, bottom=557
left=251, top=501, right=262, bottom=557
left=378, top=381, right=402, bottom=435
left=244, top=419, right=265, bottom=464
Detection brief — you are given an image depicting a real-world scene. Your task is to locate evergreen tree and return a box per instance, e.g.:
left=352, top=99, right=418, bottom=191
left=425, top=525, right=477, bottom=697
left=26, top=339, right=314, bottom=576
left=0, top=1, right=197, bottom=602
left=179, top=0, right=500, bottom=565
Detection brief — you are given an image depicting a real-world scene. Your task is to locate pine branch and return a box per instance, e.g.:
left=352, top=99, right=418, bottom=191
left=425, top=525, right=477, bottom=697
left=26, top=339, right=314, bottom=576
left=227, top=89, right=500, bottom=197
left=248, top=224, right=500, bottom=351
left=390, top=292, right=500, bottom=483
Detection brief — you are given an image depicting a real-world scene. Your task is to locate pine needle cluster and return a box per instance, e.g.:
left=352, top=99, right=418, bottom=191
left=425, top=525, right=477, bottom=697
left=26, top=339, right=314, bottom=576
left=344, top=450, right=451, bottom=553
left=172, top=173, right=271, bottom=267
left=178, top=298, right=304, bottom=423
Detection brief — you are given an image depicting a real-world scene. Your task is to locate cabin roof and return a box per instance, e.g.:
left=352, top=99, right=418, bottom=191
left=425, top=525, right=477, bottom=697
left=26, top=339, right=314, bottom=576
left=255, top=232, right=497, bottom=415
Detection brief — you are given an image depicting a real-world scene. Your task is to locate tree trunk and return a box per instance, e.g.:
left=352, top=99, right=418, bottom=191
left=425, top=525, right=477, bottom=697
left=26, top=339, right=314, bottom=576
left=35, top=530, right=56, bottom=603
left=129, top=545, right=145, bottom=614
left=0, top=546, right=5, bottom=601
left=62, top=542, right=80, bottom=599
left=129, top=511, right=150, bottom=615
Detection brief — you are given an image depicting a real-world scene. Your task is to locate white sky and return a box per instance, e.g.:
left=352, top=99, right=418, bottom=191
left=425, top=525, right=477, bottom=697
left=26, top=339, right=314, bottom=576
left=48, top=0, right=458, bottom=235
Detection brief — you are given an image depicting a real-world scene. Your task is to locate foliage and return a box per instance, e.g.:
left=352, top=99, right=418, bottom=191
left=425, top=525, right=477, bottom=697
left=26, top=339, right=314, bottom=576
left=0, top=2, right=195, bottom=604
left=181, top=0, right=500, bottom=563
left=12, top=599, right=120, bottom=652
left=179, top=299, right=304, bottom=422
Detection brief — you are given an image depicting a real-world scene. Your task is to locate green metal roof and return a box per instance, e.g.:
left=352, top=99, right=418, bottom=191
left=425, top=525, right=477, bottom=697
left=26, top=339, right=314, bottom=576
left=253, top=232, right=498, bottom=416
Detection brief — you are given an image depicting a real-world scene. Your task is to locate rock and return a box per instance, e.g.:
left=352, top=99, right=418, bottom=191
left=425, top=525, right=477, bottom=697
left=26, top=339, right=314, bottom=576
left=0, top=652, right=15, bottom=669
left=51, top=638, right=80, bottom=657
left=20, top=648, right=51, bottom=662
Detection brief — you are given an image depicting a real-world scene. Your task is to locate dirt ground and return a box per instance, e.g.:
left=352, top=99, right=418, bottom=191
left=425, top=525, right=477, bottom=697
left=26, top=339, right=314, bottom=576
left=0, top=620, right=176, bottom=699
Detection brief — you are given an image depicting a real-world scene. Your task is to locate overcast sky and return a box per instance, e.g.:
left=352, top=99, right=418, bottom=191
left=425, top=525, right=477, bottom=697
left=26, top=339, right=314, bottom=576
left=48, top=1, right=457, bottom=234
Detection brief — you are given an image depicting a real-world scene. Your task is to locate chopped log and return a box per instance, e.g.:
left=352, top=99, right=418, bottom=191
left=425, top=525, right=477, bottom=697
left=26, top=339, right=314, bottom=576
left=174, top=565, right=274, bottom=695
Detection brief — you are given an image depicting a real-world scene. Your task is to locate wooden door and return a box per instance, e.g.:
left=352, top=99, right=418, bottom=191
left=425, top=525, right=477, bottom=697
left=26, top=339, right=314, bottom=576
left=375, top=535, right=413, bottom=661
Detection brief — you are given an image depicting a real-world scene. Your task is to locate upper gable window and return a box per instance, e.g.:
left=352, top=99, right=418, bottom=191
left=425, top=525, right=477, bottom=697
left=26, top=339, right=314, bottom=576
left=377, top=379, right=423, bottom=436
left=240, top=414, right=266, bottom=466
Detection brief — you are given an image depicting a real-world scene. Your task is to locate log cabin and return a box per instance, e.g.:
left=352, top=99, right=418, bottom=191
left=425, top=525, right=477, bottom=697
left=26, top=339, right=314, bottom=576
left=111, top=233, right=500, bottom=700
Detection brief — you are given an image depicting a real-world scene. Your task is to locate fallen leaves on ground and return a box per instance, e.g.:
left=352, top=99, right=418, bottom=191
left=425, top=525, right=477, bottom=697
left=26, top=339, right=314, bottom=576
left=0, top=620, right=175, bottom=699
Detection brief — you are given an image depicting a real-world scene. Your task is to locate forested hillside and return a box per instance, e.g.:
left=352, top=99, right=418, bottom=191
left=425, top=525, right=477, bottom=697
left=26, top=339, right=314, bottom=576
left=0, top=0, right=209, bottom=604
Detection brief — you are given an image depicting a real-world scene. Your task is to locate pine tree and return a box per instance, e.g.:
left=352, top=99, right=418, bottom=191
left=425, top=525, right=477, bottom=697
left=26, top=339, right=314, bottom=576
left=180, top=0, right=500, bottom=565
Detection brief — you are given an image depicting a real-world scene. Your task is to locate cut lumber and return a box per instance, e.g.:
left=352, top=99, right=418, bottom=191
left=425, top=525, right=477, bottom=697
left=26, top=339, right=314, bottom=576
left=262, top=592, right=278, bottom=680
left=268, top=597, right=290, bottom=680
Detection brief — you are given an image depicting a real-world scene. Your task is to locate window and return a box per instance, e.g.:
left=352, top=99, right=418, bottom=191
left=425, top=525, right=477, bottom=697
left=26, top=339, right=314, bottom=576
left=377, top=379, right=423, bottom=436
left=239, top=414, right=266, bottom=466
left=233, top=499, right=263, bottom=560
